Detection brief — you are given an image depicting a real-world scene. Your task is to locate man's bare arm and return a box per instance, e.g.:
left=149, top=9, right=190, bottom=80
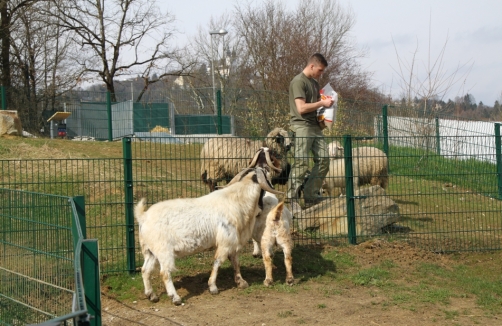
left=295, top=97, right=334, bottom=115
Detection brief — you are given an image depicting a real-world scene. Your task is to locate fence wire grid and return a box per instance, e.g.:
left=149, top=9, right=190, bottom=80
left=0, top=189, right=99, bottom=325
left=1, top=100, right=501, bottom=275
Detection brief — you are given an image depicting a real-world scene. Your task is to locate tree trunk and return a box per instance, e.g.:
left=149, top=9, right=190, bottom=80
left=0, top=3, right=11, bottom=97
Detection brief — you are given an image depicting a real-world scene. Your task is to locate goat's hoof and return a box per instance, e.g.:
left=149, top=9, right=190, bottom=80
left=286, top=277, right=295, bottom=286
left=172, top=297, right=182, bottom=305
left=252, top=253, right=262, bottom=258
left=237, top=280, right=249, bottom=289
left=147, top=294, right=159, bottom=303
left=263, top=279, right=273, bottom=287
left=209, top=287, right=219, bottom=295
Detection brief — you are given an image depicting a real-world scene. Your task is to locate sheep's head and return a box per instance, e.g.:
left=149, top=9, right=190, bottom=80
left=266, top=128, right=292, bottom=153
left=328, top=140, right=344, bottom=159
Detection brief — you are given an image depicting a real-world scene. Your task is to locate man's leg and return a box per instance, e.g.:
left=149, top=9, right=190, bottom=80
left=303, top=131, right=329, bottom=202
left=287, top=127, right=313, bottom=201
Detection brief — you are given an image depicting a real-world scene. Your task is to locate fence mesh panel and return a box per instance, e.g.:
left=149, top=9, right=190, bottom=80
left=1, top=96, right=502, bottom=274
left=0, top=190, right=82, bottom=324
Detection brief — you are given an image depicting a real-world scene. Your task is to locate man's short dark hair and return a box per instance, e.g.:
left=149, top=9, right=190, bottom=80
left=308, top=53, right=328, bottom=67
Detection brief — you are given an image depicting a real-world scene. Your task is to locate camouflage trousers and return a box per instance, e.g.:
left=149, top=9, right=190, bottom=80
left=287, top=125, right=329, bottom=202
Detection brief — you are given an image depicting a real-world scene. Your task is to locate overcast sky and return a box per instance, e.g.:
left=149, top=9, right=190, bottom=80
left=164, top=0, right=502, bottom=105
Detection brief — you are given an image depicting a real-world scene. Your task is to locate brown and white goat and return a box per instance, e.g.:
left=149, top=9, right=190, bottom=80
left=252, top=194, right=294, bottom=286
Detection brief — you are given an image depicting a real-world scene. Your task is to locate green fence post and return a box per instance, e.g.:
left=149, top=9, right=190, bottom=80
left=377, top=113, right=382, bottom=142
left=72, top=196, right=86, bottom=246
left=107, top=91, right=113, bottom=141
left=382, top=105, right=390, bottom=173
left=69, top=196, right=90, bottom=324
left=382, top=105, right=389, bottom=154
left=435, top=116, right=441, bottom=155
left=82, top=239, right=102, bottom=326
left=123, top=137, right=136, bottom=273
left=1, top=86, right=5, bottom=110
left=217, top=89, right=222, bottom=135
left=343, top=135, right=357, bottom=245
left=495, top=123, right=502, bottom=200
left=167, top=101, right=171, bottom=132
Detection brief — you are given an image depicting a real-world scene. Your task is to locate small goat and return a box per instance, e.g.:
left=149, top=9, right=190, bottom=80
left=252, top=195, right=294, bottom=286
left=135, top=148, right=283, bottom=305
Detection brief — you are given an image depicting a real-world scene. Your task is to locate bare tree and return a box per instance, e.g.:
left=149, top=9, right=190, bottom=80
left=6, top=1, right=81, bottom=131
left=392, top=18, right=473, bottom=116
left=51, top=0, right=191, bottom=102
left=233, top=0, right=371, bottom=95
left=181, top=0, right=376, bottom=136
left=182, top=15, right=241, bottom=112
left=390, top=15, right=473, bottom=152
left=176, top=13, right=259, bottom=129
left=0, top=0, right=39, bottom=106
left=230, top=0, right=374, bottom=133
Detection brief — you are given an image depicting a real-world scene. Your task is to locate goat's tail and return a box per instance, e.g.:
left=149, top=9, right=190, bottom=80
left=134, top=198, right=147, bottom=226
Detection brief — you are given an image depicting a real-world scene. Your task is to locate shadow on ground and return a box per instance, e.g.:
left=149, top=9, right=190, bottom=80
left=171, top=245, right=337, bottom=302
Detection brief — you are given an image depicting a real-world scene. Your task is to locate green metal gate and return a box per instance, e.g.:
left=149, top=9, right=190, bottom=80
left=0, top=189, right=101, bottom=326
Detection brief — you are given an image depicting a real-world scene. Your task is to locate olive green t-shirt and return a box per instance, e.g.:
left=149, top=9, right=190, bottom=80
left=289, top=72, right=320, bottom=128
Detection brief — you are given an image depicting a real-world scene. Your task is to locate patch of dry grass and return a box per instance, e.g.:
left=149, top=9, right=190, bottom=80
left=0, top=136, right=123, bottom=159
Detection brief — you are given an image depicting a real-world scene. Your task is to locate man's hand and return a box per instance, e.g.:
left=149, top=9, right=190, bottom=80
left=320, top=96, right=334, bottom=108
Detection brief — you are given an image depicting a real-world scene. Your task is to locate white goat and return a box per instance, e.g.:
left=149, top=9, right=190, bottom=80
left=323, top=146, right=388, bottom=196
left=134, top=149, right=282, bottom=305
left=251, top=192, right=294, bottom=286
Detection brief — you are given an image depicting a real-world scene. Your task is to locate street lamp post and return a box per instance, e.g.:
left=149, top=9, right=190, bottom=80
left=209, top=29, right=228, bottom=115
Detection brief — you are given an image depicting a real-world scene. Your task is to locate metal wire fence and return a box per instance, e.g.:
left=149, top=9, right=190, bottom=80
left=0, top=158, right=128, bottom=274
left=124, top=130, right=501, bottom=268
left=1, top=99, right=501, bottom=275
left=0, top=189, right=100, bottom=325
left=382, top=135, right=501, bottom=251
left=2, top=86, right=286, bottom=138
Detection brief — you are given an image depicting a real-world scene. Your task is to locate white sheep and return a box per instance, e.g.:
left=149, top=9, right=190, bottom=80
left=200, top=128, right=292, bottom=191
left=251, top=192, right=294, bottom=286
left=327, top=140, right=344, bottom=159
left=135, top=148, right=283, bottom=305
left=323, top=146, right=388, bottom=196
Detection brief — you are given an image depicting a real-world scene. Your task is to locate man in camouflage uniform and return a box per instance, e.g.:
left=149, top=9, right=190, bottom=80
left=287, top=53, right=333, bottom=211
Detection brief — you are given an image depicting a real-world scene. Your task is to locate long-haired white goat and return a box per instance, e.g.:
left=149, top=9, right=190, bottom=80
left=135, top=148, right=283, bottom=305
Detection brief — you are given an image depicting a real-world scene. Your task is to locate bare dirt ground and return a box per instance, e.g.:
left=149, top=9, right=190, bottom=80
left=100, top=240, right=501, bottom=326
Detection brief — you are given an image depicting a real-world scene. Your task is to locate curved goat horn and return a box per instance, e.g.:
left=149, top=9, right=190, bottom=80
left=248, top=149, right=261, bottom=168
left=256, top=169, right=283, bottom=195
left=265, top=149, right=282, bottom=173
left=225, top=168, right=253, bottom=187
